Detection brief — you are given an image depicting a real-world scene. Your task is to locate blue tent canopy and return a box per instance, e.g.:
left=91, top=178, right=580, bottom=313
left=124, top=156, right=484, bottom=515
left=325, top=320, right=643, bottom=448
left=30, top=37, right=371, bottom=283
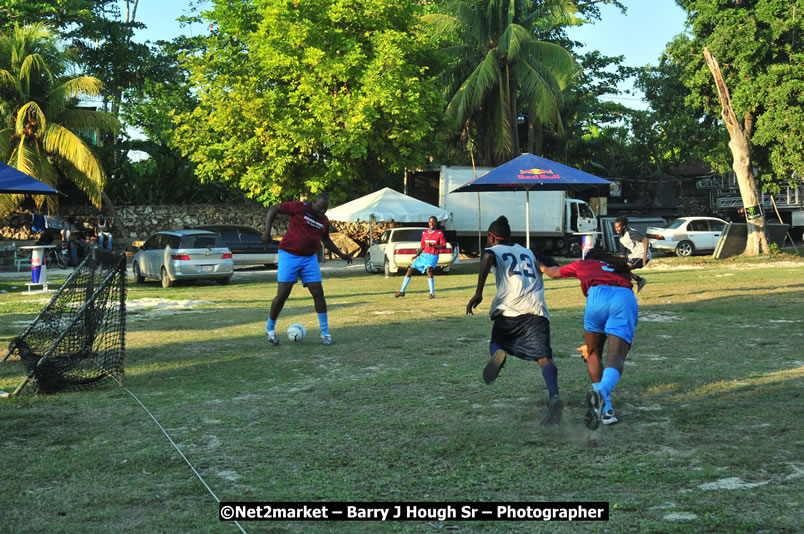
left=450, top=153, right=612, bottom=193
left=0, top=162, right=61, bottom=195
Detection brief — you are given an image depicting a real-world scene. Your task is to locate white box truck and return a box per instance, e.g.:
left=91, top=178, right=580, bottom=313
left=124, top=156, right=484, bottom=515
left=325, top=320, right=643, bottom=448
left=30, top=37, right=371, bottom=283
left=405, top=165, right=599, bottom=255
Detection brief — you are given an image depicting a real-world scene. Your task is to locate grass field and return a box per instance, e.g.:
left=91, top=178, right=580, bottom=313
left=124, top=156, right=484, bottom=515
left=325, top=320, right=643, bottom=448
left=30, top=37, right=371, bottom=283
left=1, top=254, right=803, bottom=533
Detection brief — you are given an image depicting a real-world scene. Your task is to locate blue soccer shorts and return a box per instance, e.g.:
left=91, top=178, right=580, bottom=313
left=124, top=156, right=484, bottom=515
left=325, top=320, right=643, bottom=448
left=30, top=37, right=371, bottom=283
left=277, top=249, right=322, bottom=286
left=584, top=285, right=638, bottom=344
left=410, top=252, right=439, bottom=274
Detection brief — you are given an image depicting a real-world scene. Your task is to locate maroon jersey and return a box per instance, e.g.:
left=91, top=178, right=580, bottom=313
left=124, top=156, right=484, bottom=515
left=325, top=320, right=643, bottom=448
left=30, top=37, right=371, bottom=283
left=420, top=229, right=446, bottom=255
left=278, top=201, right=329, bottom=256
left=558, top=259, right=633, bottom=297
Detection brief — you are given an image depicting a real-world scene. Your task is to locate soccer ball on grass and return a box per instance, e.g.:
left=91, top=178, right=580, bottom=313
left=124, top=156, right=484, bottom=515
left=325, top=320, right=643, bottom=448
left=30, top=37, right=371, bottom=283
left=287, top=323, right=306, bottom=342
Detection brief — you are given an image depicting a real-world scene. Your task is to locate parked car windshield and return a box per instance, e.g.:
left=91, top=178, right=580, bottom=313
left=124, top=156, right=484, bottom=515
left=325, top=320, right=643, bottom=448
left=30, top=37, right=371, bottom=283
left=391, top=229, right=425, bottom=242
left=239, top=229, right=263, bottom=243
left=180, top=235, right=226, bottom=249
left=218, top=229, right=239, bottom=242
left=666, top=219, right=686, bottom=229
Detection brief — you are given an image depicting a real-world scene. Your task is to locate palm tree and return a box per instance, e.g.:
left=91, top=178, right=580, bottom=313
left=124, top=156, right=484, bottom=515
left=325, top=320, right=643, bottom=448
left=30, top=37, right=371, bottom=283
left=423, top=0, right=579, bottom=165
left=0, top=23, right=119, bottom=215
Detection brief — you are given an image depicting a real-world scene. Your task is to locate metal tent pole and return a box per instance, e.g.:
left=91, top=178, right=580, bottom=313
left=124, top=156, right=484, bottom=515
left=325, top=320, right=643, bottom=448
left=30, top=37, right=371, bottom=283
left=526, top=189, right=531, bottom=249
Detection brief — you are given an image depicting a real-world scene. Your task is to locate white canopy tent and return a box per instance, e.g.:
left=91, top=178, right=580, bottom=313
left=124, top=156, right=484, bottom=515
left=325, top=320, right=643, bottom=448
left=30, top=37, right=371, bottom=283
left=326, top=188, right=450, bottom=245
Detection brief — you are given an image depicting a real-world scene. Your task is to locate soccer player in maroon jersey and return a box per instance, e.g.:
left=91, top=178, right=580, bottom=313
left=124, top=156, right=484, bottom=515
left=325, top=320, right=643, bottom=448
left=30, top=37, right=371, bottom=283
left=539, top=248, right=638, bottom=429
left=262, top=193, right=352, bottom=345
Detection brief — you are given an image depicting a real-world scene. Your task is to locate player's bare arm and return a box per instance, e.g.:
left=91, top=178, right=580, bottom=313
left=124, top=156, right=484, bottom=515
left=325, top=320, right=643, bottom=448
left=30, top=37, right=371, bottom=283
left=321, top=234, right=353, bottom=265
left=466, top=251, right=496, bottom=315
left=536, top=260, right=561, bottom=279
left=262, top=204, right=281, bottom=244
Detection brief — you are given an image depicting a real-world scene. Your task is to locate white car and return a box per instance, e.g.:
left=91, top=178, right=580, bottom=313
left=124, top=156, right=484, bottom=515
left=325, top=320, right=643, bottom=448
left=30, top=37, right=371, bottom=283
left=364, top=227, right=457, bottom=275
left=647, top=217, right=727, bottom=257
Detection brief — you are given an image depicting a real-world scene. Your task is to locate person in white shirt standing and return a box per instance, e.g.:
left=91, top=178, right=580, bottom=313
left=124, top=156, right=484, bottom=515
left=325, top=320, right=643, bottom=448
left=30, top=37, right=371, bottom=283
left=614, top=217, right=650, bottom=293
left=466, top=215, right=564, bottom=427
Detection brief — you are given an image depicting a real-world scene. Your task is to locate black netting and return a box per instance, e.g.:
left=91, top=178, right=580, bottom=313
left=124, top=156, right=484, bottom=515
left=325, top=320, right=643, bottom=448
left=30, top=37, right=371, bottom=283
left=6, top=249, right=127, bottom=394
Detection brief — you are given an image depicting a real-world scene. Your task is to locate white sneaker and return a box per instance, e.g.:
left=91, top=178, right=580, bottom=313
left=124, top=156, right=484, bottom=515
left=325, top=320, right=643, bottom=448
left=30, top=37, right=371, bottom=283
left=265, top=330, right=279, bottom=345
left=602, top=409, right=619, bottom=425
left=321, top=333, right=333, bottom=346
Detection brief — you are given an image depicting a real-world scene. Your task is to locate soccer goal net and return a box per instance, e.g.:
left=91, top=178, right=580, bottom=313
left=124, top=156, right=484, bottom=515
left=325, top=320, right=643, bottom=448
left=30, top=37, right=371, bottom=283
left=3, top=248, right=127, bottom=395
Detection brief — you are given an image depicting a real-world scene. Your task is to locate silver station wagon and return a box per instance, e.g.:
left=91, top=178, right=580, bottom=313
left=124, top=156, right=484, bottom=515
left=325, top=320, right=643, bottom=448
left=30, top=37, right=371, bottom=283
left=132, top=229, right=234, bottom=288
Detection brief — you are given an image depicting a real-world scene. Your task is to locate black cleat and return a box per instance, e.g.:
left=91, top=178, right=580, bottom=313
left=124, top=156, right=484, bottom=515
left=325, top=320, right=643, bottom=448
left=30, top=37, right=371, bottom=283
left=483, top=349, right=506, bottom=384
left=584, top=389, right=605, bottom=430
left=636, top=276, right=647, bottom=294
left=539, top=396, right=565, bottom=426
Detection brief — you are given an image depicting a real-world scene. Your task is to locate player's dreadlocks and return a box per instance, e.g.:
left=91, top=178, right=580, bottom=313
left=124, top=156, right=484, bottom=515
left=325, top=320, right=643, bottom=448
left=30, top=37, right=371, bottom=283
left=488, top=216, right=511, bottom=239
left=584, top=247, right=631, bottom=276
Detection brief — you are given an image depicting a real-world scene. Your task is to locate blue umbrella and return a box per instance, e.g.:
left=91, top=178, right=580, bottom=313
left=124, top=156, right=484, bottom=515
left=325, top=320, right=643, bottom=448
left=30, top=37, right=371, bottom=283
left=450, top=153, right=612, bottom=248
left=0, top=162, right=61, bottom=195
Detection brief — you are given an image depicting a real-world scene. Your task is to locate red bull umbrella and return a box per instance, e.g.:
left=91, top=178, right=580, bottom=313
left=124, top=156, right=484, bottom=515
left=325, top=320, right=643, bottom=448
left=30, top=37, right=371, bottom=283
left=450, top=153, right=612, bottom=248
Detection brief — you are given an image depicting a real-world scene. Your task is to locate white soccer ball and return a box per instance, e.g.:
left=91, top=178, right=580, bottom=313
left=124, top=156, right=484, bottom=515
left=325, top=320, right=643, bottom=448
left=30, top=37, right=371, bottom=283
left=287, top=323, right=306, bottom=342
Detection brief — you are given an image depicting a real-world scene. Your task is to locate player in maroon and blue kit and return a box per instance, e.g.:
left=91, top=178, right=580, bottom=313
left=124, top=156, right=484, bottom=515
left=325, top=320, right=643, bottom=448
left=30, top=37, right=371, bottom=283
left=539, top=248, right=638, bottom=429
left=262, top=193, right=352, bottom=345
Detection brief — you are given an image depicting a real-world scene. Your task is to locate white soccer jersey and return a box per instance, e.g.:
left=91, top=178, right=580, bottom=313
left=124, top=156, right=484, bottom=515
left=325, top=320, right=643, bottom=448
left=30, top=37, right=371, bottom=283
left=619, top=227, right=651, bottom=263
left=487, top=243, right=550, bottom=321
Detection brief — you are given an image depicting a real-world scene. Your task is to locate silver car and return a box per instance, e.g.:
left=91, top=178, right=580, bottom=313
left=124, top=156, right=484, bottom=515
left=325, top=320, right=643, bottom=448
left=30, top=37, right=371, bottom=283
left=132, top=230, right=233, bottom=288
left=647, top=217, right=727, bottom=257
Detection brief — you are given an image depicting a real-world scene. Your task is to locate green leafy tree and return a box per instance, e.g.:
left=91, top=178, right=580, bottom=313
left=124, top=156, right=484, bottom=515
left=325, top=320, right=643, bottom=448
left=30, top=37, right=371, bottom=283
left=0, top=23, right=119, bottom=215
left=630, top=49, right=728, bottom=176
left=671, top=0, right=804, bottom=254
left=120, top=37, right=202, bottom=145
left=171, top=0, right=443, bottom=204
left=0, top=0, right=97, bottom=33
left=102, top=35, right=214, bottom=206
left=422, top=0, right=580, bottom=165
left=551, top=50, right=645, bottom=175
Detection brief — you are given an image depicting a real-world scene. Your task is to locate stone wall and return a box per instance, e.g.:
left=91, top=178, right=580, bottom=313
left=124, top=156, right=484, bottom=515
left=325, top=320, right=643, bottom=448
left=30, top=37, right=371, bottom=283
left=1, top=204, right=393, bottom=255
left=676, top=193, right=711, bottom=216
left=0, top=204, right=290, bottom=246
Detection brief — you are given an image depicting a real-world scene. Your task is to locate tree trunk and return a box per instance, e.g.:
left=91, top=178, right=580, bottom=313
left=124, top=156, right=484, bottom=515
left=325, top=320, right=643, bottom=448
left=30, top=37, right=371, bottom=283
left=100, top=190, right=129, bottom=244
left=508, top=67, right=519, bottom=159
left=703, top=47, right=770, bottom=256
left=528, top=119, right=543, bottom=156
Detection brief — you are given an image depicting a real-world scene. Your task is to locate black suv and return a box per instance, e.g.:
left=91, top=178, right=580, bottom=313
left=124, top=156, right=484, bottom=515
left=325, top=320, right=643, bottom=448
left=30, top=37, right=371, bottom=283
left=191, top=225, right=279, bottom=267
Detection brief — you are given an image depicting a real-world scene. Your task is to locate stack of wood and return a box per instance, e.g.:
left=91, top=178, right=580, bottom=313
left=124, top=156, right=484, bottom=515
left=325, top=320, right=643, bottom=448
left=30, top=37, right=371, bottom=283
left=330, top=220, right=396, bottom=256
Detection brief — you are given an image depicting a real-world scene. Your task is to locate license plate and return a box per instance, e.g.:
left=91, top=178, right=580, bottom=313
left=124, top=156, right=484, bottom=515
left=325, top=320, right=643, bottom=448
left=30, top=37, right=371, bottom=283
left=200, top=265, right=213, bottom=272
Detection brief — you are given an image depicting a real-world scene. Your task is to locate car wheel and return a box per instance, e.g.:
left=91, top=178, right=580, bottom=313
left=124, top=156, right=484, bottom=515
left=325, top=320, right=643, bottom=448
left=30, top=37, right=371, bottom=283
left=675, top=241, right=694, bottom=257
left=365, top=252, right=377, bottom=274
left=132, top=262, right=144, bottom=284
left=568, top=238, right=582, bottom=258
left=161, top=267, right=173, bottom=288
left=383, top=256, right=396, bottom=276
left=216, top=276, right=231, bottom=286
